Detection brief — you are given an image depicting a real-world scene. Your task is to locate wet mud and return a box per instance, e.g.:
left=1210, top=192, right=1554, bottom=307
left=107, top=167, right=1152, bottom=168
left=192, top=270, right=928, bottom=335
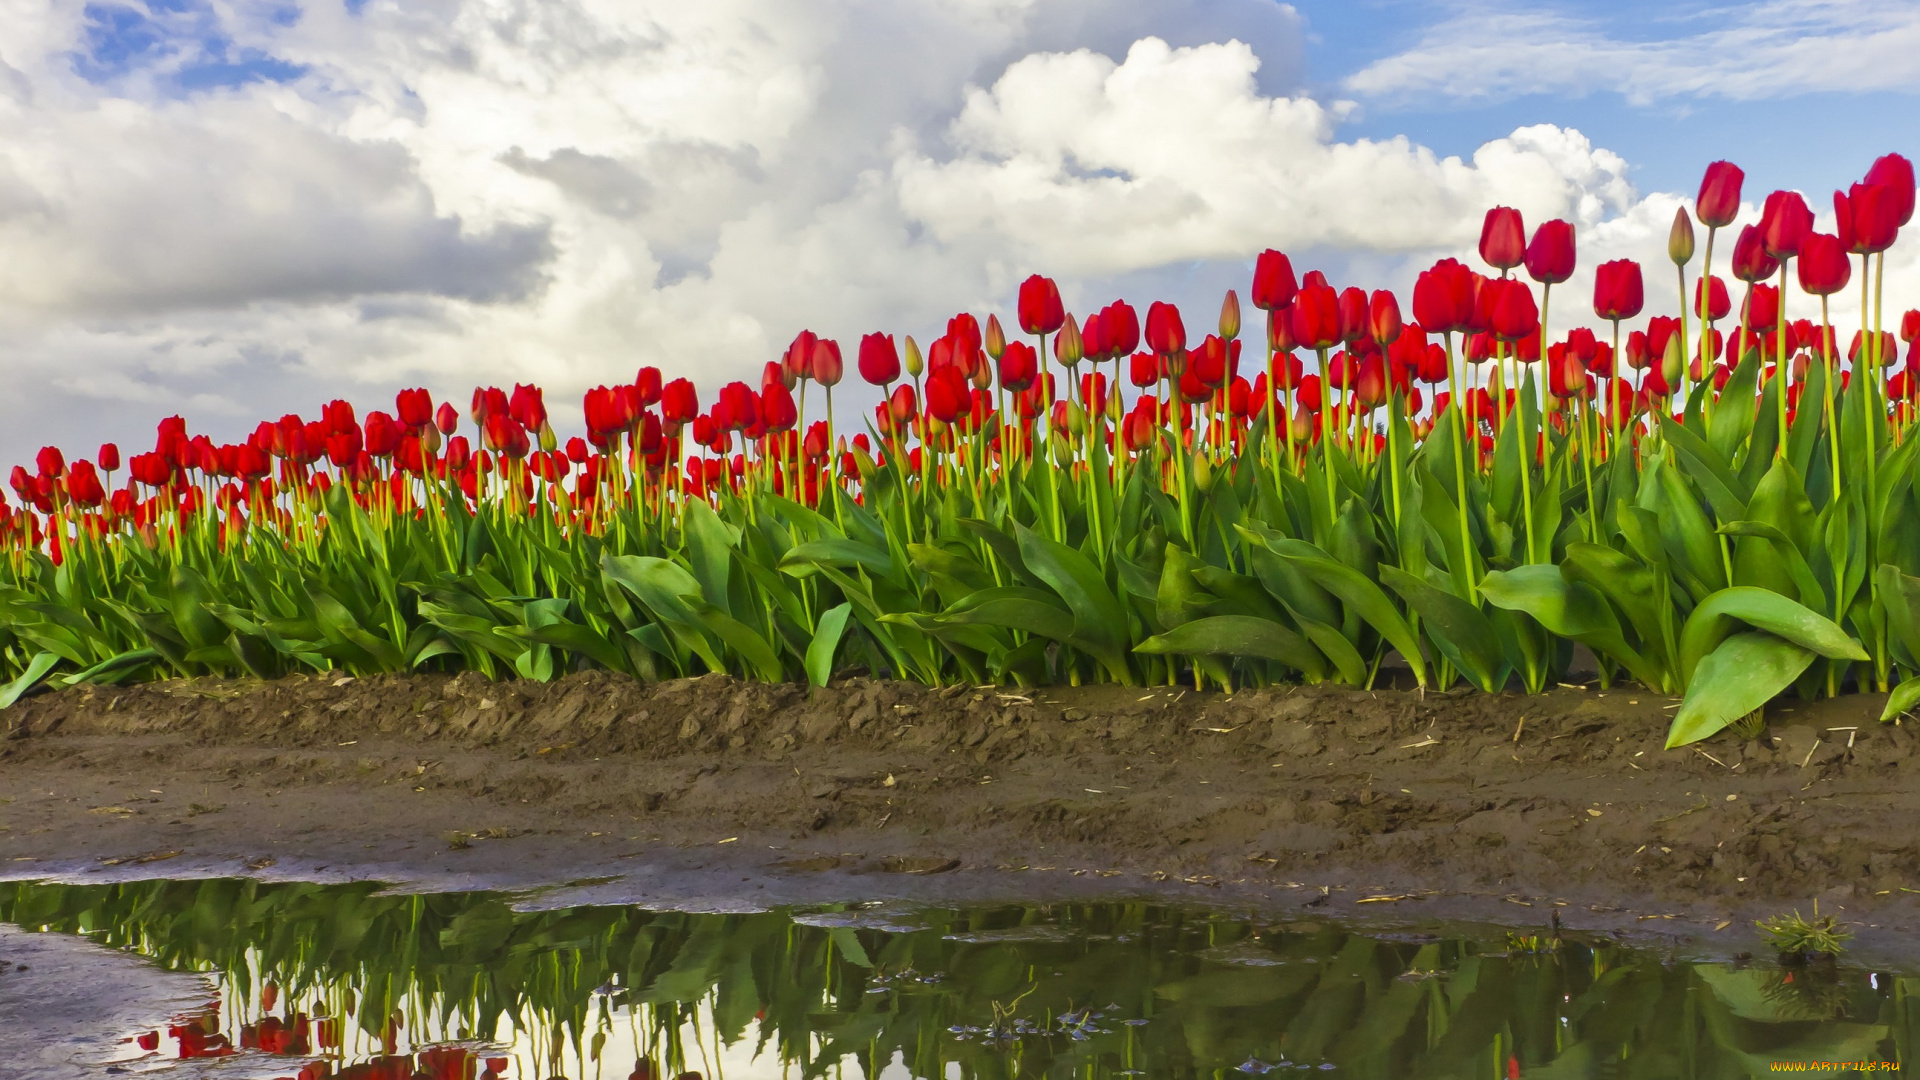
left=2, top=673, right=1918, bottom=960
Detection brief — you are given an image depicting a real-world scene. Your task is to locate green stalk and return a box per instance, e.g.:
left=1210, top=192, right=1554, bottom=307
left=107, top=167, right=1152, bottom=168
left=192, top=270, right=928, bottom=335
left=1444, top=332, right=1475, bottom=602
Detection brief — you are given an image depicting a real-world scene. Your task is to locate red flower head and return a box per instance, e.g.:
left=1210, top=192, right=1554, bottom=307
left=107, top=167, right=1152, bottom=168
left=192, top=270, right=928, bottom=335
left=1866, top=152, right=1916, bottom=226
left=1368, top=290, right=1402, bottom=346
left=1123, top=401, right=1159, bottom=452
left=396, top=388, right=433, bottom=429
left=1593, top=259, right=1645, bottom=322
left=1099, top=300, right=1140, bottom=358
left=811, top=338, right=844, bottom=387
left=1191, top=335, right=1229, bottom=389
left=1797, top=232, right=1852, bottom=296
left=1336, top=287, right=1368, bottom=344
left=483, top=413, right=528, bottom=458
left=1838, top=183, right=1900, bottom=255
left=888, top=383, right=918, bottom=425
left=1760, top=190, right=1813, bottom=260
left=65, top=460, right=104, bottom=508
left=1017, top=274, right=1066, bottom=336
left=760, top=382, right=797, bottom=432
left=1524, top=220, right=1575, bottom=285
left=858, top=333, right=900, bottom=385
left=1289, top=283, right=1343, bottom=350
left=435, top=402, right=460, bottom=436
left=1488, top=278, right=1539, bottom=342
left=783, top=330, right=818, bottom=384
left=1902, top=309, right=1920, bottom=344
left=1145, top=301, right=1186, bottom=356
left=1479, top=206, right=1526, bottom=271
left=718, top=382, right=758, bottom=431
left=634, top=366, right=663, bottom=406
left=509, top=383, right=547, bottom=432
left=1697, top=160, right=1745, bottom=229
left=322, top=399, right=356, bottom=435
left=1730, top=224, right=1779, bottom=283
left=1694, top=274, right=1731, bottom=321
left=363, top=412, right=401, bottom=457
left=925, top=366, right=967, bottom=424
left=802, top=421, right=830, bottom=462
left=1127, top=351, right=1158, bottom=388
left=660, top=378, right=699, bottom=427
left=35, top=446, right=63, bottom=478
left=999, top=340, right=1039, bottom=392
left=1251, top=250, right=1298, bottom=311
left=1412, top=258, right=1475, bottom=334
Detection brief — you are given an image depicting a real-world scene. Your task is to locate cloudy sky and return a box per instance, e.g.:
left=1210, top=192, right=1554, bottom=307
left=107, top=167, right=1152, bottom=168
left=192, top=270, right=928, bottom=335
left=3, top=0, right=1919, bottom=465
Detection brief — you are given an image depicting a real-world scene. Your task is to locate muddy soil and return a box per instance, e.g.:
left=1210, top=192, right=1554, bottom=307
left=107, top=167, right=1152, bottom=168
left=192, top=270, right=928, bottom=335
left=1, top=673, right=1917, bottom=958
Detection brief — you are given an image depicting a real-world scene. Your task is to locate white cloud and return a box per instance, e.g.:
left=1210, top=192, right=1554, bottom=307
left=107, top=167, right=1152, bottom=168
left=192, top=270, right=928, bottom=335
left=896, top=38, right=1635, bottom=272
left=1344, top=0, right=1920, bottom=107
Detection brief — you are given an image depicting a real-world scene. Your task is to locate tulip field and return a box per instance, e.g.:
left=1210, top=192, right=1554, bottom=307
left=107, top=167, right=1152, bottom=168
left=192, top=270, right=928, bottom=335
left=6, top=155, right=1920, bottom=749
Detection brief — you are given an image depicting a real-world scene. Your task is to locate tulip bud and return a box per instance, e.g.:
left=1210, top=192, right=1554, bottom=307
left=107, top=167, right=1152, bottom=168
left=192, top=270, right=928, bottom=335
left=1054, top=314, right=1084, bottom=366
left=985, top=314, right=1006, bottom=361
left=903, top=335, right=924, bottom=378
left=1662, top=333, right=1685, bottom=386
left=1219, top=290, right=1241, bottom=342
left=1669, top=206, right=1696, bottom=266
left=539, top=423, right=557, bottom=453
left=1191, top=450, right=1214, bottom=492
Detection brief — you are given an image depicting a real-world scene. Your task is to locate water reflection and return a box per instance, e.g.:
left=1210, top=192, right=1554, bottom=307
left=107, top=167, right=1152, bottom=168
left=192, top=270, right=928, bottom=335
left=0, top=879, right=1911, bottom=1079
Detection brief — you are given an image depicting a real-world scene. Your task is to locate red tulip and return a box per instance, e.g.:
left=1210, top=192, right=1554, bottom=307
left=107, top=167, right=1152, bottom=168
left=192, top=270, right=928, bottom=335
left=760, top=382, right=798, bottom=432
left=396, top=388, right=433, bottom=429
left=483, top=413, right=528, bottom=458
left=435, top=402, right=460, bottom=436
left=129, top=453, right=170, bottom=487
left=1127, top=351, right=1158, bottom=388
left=364, top=412, right=401, bottom=457
left=1017, top=275, right=1066, bottom=336
left=1479, top=206, right=1527, bottom=271
left=65, top=460, right=104, bottom=507
left=857, top=333, right=900, bottom=386
left=97, top=443, right=120, bottom=472
left=1903, top=310, right=1920, bottom=344
left=1415, top=343, right=1450, bottom=383
left=1866, top=152, right=1916, bottom=226
left=34, top=446, right=63, bottom=478
left=887, top=384, right=918, bottom=425
left=999, top=340, right=1039, bottom=391
left=718, top=382, right=758, bottom=431
left=1743, top=283, right=1780, bottom=334
left=1593, top=259, right=1644, bottom=321
left=1099, top=301, right=1140, bottom=358
left=783, top=330, right=817, bottom=384
left=802, top=421, right=830, bottom=462
left=1797, top=232, right=1852, bottom=296
left=1191, top=336, right=1229, bottom=388
left=1697, top=161, right=1745, bottom=229
left=1760, top=190, right=1813, bottom=260
left=1838, top=183, right=1900, bottom=255
left=1336, top=287, right=1368, bottom=343
left=509, top=384, right=547, bottom=432
left=1368, top=290, right=1402, bottom=346
left=1488, top=278, right=1539, bottom=342
left=1412, top=258, right=1475, bottom=334
left=1694, top=274, right=1731, bottom=321
left=806, top=338, right=840, bottom=387
left=1524, top=220, right=1575, bottom=285
left=1289, top=283, right=1343, bottom=350
left=660, top=378, right=699, bottom=426
left=1251, top=250, right=1298, bottom=311
left=1730, top=225, right=1779, bottom=283
left=1123, top=404, right=1159, bottom=451
left=1145, top=301, right=1186, bottom=356
left=925, top=367, right=967, bottom=423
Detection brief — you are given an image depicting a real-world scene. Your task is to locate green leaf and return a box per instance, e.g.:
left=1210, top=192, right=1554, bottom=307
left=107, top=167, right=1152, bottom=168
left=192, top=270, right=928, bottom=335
left=1666, top=632, right=1816, bottom=748
left=1677, top=586, right=1867, bottom=685
left=1265, top=537, right=1427, bottom=687
left=0, top=652, right=60, bottom=710
left=1881, top=678, right=1920, bottom=724
left=1013, top=524, right=1132, bottom=682
left=1134, top=615, right=1327, bottom=678
left=1479, top=565, right=1665, bottom=691
left=681, top=498, right=739, bottom=614
left=805, top=603, right=852, bottom=688
left=1378, top=566, right=1506, bottom=692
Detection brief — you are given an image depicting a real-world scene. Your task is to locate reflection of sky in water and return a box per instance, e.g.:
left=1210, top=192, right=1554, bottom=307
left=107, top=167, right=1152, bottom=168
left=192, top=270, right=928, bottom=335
left=3, top=880, right=1909, bottom=1080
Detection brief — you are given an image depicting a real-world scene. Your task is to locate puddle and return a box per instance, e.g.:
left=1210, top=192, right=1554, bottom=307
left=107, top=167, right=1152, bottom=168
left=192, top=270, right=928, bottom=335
left=1, top=878, right=1912, bottom=1078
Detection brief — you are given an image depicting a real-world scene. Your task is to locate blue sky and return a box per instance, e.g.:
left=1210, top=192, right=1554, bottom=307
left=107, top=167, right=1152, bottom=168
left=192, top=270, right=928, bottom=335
left=2, top=0, right=1918, bottom=469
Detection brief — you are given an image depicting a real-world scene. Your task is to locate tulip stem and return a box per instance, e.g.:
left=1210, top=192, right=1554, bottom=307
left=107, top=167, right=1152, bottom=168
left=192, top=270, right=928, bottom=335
left=1443, top=333, right=1475, bottom=603
left=1778, top=262, right=1792, bottom=458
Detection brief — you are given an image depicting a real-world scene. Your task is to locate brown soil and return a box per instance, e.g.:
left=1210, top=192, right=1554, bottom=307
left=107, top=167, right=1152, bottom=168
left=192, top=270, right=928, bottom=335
left=2, top=673, right=1917, bottom=958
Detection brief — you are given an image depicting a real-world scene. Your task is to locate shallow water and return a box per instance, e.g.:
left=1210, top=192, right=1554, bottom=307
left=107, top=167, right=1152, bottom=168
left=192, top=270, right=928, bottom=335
left=1, top=878, right=1912, bottom=1079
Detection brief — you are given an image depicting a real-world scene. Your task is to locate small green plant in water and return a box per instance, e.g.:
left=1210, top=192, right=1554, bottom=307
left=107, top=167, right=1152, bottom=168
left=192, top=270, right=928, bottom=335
left=1757, top=904, right=1851, bottom=964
